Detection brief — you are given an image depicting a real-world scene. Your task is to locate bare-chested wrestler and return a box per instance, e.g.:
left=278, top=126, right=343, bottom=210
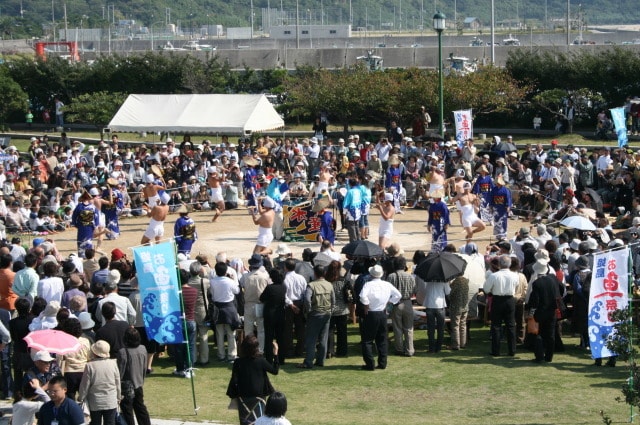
left=207, top=166, right=226, bottom=222
left=142, top=174, right=165, bottom=207
left=141, top=192, right=170, bottom=245
left=446, top=169, right=467, bottom=224
left=90, top=187, right=113, bottom=252
left=313, top=162, right=333, bottom=198
left=252, top=197, right=276, bottom=255
left=451, top=181, right=486, bottom=242
left=427, top=162, right=446, bottom=199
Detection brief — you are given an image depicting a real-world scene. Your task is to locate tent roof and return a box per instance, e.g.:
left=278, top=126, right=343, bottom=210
left=108, top=94, right=284, bottom=134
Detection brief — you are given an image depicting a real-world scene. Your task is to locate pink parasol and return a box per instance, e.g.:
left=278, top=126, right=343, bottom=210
left=24, top=329, right=82, bottom=355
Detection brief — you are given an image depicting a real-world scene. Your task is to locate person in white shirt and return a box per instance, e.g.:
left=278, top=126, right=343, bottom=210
left=359, top=265, right=401, bottom=370
left=37, top=261, right=65, bottom=304
left=282, top=258, right=307, bottom=358
left=210, top=262, right=241, bottom=361
left=423, top=273, right=451, bottom=353
left=95, top=270, right=137, bottom=326
left=484, top=255, right=519, bottom=357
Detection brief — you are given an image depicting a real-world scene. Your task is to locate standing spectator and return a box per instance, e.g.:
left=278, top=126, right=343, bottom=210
left=95, top=302, right=129, bottom=359
left=359, top=265, right=401, bottom=370
left=343, top=177, right=363, bottom=242
left=117, top=328, right=151, bottom=425
left=95, top=270, right=136, bottom=326
left=0, top=254, right=16, bottom=313
left=484, top=255, right=519, bottom=357
left=241, top=254, right=271, bottom=354
left=423, top=274, right=451, bottom=354
left=327, top=260, right=350, bottom=358
left=282, top=258, right=307, bottom=359
left=173, top=270, right=197, bottom=378
left=528, top=270, right=562, bottom=363
left=387, top=257, right=416, bottom=357
left=57, top=318, right=90, bottom=401
left=78, top=341, right=121, bottom=425
left=210, top=262, right=241, bottom=363
left=37, top=262, right=64, bottom=304
left=260, top=269, right=287, bottom=365
left=54, top=98, right=64, bottom=128
left=186, top=262, right=211, bottom=366
left=37, top=376, right=84, bottom=425
left=297, top=265, right=334, bottom=369
left=448, top=275, right=470, bottom=351
left=10, top=298, right=33, bottom=392
left=226, top=335, right=279, bottom=425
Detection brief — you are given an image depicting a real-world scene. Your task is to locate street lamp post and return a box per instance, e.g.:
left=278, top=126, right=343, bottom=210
left=433, top=11, right=446, bottom=137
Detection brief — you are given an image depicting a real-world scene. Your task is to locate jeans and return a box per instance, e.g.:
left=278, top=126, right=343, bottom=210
left=120, top=386, right=151, bottom=425
left=346, top=219, right=361, bottom=243
left=426, top=308, right=445, bottom=353
left=303, top=313, right=331, bottom=367
left=175, top=320, right=196, bottom=372
left=391, top=300, right=414, bottom=356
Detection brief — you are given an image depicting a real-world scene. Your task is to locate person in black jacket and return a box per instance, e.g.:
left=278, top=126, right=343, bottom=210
left=528, top=273, right=561, bottom=363
left=226, top=335, right=278, bottom=425
left=260, top=269, right=287, bottom=365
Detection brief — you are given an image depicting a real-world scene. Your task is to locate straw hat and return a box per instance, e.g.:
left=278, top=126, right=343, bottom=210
left=91, top=341, right=111, bottom=358
left=243, top=156, right=259, bottom=167
left=312, top=196, right=332, bottom=212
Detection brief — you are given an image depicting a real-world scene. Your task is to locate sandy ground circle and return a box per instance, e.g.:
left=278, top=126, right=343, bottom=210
left=47, top=204, right=527, bottom=263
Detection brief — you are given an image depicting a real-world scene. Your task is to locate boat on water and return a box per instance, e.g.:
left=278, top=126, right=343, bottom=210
left=356, top=50, right=383, bottom=71
left=183, top=40, right=217, bottom=51
left=502, top=34, right=521, bottom=46
left=469, top=36, right=484, bottom=47
left=445, top=54, right=478, bottom=76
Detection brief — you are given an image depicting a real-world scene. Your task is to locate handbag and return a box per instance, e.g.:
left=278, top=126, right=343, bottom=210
left=121, top=349, right=136, bottom=401
left=526, top=317, right=539, bottom=335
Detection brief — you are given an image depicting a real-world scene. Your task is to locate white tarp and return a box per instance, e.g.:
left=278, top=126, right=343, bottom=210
left=108, top=94, right=284, bottom=134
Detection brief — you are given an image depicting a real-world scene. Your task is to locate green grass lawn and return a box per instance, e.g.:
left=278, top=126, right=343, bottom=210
left=142, top=323, right=631, bottom=425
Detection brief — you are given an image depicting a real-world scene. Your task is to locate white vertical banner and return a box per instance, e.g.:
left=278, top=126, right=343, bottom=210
left=453, top=109, right=473, bottom=148
left=588, top=248, right=630, bottom=358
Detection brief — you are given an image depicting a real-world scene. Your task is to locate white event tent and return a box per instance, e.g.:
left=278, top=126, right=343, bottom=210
left=108, top=94, right=284, bottom=134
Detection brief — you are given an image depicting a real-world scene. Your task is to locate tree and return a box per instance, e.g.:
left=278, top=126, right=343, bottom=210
left=65, top=91, right=127, bottom=137
left=0, top=66, right=28, bottom=125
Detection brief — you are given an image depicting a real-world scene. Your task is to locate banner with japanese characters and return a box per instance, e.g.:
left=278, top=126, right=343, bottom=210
left=283, top=202, right=321, bottom=242
left=132, top=242, right=184, bottom=344
left=588, top=248, right=630, bottom=359
left=610, top=107, right=628, bottom=148
left=453, top=109, right=473, bottom=148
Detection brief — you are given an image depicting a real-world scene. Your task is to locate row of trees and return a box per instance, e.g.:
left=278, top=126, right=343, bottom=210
left=1, top=47, right=639, bottom=134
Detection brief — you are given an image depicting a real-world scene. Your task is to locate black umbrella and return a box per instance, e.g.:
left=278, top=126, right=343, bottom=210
left=341, top=240, right=385, bottom=259
left=425, top=132, right=445, bottom=142
left=494, top=141, right=518, bottom=152
left=582, top=188, right=603, bottom=213
left=477, top=150, right=501, bottom=161
left=414, top=252, right=468, bottom=282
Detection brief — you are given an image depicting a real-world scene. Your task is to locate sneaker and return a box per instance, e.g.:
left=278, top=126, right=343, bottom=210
left=172, top=369, right=185, bottom=377
left=183, top=370, right=192, bottom=379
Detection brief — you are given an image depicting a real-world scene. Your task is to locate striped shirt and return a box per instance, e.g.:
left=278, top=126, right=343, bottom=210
left=387, top=271, right=416, bottom=300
